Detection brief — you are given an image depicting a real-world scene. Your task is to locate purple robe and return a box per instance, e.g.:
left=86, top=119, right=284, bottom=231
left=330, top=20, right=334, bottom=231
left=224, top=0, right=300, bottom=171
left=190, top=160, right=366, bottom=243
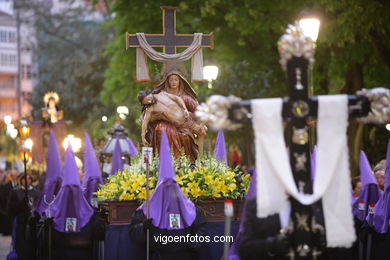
left=214, top=130, right=228, bottom=166
left=372, top=139, right=390, bottom=233
left=141, top=131, right=196, bottom=230
left=34, top=131, right=63, bottom=216
left=110, top=138, right=123, bottom=175
left=352, top=150, right=381, bottom=220
left=50, top=146, right=94, bottom=233
left=82, top=133, right=103, bottom=205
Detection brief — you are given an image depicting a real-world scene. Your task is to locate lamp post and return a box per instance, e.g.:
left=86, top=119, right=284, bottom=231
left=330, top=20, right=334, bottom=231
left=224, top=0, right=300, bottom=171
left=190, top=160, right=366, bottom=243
left=19, top=121, right=32, bottom=202
left=298, top=12, right=321, bottom=150
left=203, top=65, right=219, bottom=89
left=99, top=123, right=133, bottom=176
left=63, top=134, right=82, bottom=153
left=117, top=106, right=129, bottom=120
left=3, top=115, right=12, bottom=125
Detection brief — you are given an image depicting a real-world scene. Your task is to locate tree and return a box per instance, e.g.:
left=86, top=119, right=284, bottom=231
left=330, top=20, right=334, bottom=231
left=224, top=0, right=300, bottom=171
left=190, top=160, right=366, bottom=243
left=103, top=0, right=390, bottom=167
left=18, top=0, right=114, bottom=139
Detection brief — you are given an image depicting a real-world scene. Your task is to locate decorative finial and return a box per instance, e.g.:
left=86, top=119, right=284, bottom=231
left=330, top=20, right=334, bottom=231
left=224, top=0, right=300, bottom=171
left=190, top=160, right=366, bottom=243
left=278, top=22, right=315, bottom=71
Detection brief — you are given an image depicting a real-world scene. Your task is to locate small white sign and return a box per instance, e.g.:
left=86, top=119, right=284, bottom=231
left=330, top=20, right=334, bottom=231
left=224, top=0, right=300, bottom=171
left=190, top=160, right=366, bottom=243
left=142, top=147, right=153, bottom=169
left=169, top=214, right=180, bottom=229
left=102, top=162, right=112, bottom=174
left=65, top=218, right=77, bottom=232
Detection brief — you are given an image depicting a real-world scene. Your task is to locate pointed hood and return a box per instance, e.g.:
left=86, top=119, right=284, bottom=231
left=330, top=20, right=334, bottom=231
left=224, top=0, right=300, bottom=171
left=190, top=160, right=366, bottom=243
left=353, top=150, right=381, bottom=219
left=229, top=171, right=257, bottom=259
left=360, top=151, right=377, bottom=186
left=157, top=131, right=176, bottom=183
left=142, top=131, right=196, bottom=230
left=373, top=139, right=390, bottom=233
left=214, top=130, right=228, bottom=166
left=34, top=131, right=63, bottom=216
left=127, top=137, right=138, bottom=157
left=63, top=146, right=81, bottom=186
left=50, top=145, right=94, bottom=233
left=82, top=133, right=103, bottom=204
left=385, top=140, right=390, bottom=190
left=110, top=138, right=123, bottom=175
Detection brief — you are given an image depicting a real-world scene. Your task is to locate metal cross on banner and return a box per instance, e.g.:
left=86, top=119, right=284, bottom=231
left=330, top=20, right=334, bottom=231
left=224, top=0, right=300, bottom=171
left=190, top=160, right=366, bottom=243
left=126, top=6, right=214, bottom=54
left=196, top=22, right=390, bottom=259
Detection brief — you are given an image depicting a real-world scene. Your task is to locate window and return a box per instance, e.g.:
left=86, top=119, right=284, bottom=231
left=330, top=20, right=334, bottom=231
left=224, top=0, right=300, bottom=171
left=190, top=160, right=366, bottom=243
left=0, top=30, right=17, bottom=43
left=0, top=31, right=6, bottom=42
left=0, top=78, right=13, bottom=89
left=8, top=31, right=16, bottom=43
left=21, top=64, right=31, bottom=79
left=0, top=54, right=17, bottom=66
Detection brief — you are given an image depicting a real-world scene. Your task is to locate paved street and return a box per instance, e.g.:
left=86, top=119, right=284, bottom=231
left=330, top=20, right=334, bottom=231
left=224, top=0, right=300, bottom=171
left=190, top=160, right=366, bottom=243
left=0, top=235, right=11, bottom=260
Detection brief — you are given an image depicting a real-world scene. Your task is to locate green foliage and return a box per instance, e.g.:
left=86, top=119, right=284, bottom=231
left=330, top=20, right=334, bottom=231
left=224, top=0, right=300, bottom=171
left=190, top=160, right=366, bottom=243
left=21, top=0, right=115, bottom=138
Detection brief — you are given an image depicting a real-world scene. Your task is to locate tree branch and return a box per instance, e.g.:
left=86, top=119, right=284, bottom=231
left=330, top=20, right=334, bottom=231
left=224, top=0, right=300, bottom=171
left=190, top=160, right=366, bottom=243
left=370, top=29, right=390, bottom=71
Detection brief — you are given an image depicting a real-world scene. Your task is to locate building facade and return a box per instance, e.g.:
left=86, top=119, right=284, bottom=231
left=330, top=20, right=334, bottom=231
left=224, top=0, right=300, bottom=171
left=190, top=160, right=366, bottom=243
left=0, top=5, right=33, bottom=123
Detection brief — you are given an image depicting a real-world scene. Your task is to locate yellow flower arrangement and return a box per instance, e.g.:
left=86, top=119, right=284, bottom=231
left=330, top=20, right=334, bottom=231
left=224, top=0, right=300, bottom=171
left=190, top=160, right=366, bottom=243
left=96, top=153, right=251, bottom=202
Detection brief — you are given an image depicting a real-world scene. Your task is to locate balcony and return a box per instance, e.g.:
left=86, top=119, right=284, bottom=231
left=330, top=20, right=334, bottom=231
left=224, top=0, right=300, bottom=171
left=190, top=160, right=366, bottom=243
left=0, top=77, right=16, bottom=98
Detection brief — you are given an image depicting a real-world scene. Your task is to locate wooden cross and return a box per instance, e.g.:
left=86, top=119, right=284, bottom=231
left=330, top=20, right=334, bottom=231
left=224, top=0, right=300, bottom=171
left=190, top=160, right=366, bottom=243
left=126, top=6, right=214, bottom=54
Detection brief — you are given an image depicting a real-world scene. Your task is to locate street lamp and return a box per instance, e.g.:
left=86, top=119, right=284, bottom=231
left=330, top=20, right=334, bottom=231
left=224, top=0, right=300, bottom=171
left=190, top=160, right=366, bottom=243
left=9, top=128, right=18, bottom=139
left=100, top=123, right=133, bottom=175
left=4, top=115, right=12, bottom=125
left=18, top=121, right=32, bottom=201
left=298, top=10, right=321, bottom=42
left=203, top=65, right=219, bottom=89
left=117, top=106, right=129, bottom=120
left=63, top=134, right=82, bottom=153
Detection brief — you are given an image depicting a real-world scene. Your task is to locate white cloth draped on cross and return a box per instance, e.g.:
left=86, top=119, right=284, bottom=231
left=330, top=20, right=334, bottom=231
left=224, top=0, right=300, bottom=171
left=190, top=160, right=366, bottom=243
left=252, top=95, right=356, bottom=248
left=136, top=33, right=204, bottom=81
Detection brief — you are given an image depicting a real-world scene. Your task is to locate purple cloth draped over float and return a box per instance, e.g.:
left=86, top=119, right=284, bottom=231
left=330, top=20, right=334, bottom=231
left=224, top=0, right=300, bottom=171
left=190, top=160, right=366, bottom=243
left=141, top=131, right=196, bottom=230
left=82, top=133, right=103, bottom=204
left=110, top=138, right=124, bottom=175
left=228, top=171, right=257, bottom=259
left=127, top=137, right=138, bottom=157
left=352, top=150, right=381, bottom=219
left=372, top=139, right=390, bottom=233
left=214, top=130, right=228, bottom=166
left=34, top=131, right=63, bottom=216
left=50, top=146, right=94, bottom=232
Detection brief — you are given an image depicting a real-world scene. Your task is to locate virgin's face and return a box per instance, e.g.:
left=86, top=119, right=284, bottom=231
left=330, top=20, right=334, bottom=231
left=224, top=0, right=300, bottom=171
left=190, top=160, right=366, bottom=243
left=168, top=74, right=180, bottom=89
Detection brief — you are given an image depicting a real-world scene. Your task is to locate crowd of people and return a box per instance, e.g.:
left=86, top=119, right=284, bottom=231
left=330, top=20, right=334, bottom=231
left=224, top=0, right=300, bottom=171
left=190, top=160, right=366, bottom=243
left=0, top=132, right=389, bottom=260
left=0, top=132, right=105, bottom=260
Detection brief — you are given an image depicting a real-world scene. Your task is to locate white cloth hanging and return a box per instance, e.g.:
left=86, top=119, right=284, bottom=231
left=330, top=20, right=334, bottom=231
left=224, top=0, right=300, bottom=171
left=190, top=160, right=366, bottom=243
left=251, top=95, right=356, bottom=248
left=136, top=33, right=204, bottom=81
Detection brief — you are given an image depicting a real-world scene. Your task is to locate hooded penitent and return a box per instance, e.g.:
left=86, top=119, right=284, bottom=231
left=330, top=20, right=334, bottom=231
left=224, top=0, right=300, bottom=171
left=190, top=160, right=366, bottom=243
left=50, top=146, right=94, bottom=232
left=372, top=139, right=390, bottom=233
left=110, top=138, right=123, bottom=175
left=214, top=130, right=228, bottom=166
left=127, top=137, right=138, bottom=157
left=34, top=131, right=63, bottom=216
left=352, top=150, right=381, bottom=219
left=228, top=171, right=257, bottom=260
left=141, top=131, right=196, bottom=230
left=82, top=133, right=103, bottom=205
